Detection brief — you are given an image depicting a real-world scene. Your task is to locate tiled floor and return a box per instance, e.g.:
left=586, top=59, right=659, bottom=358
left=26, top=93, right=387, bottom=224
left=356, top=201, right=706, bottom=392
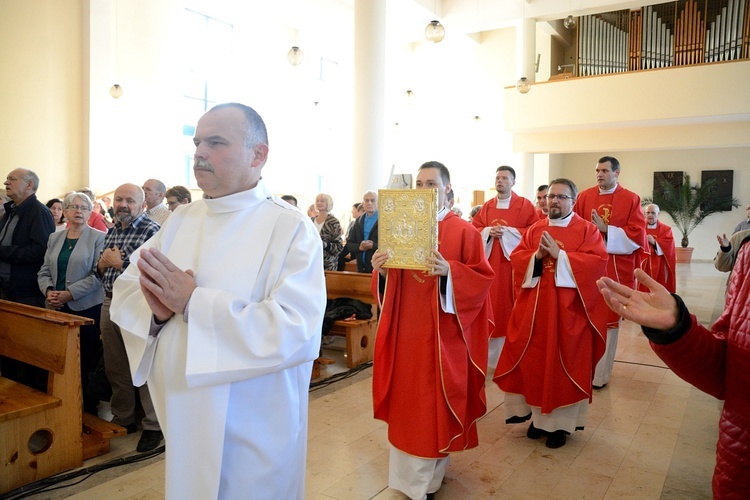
left=27, top=261, right=726, bottom=499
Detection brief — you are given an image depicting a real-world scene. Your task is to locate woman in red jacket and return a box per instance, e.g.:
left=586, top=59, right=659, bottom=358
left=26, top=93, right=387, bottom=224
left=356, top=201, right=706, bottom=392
left=597, top=241, right=750, bottom=499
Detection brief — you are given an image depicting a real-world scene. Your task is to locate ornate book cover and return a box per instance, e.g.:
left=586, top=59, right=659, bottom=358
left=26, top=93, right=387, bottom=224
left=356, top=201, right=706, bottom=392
left=378, top=188, right=438, bottom=270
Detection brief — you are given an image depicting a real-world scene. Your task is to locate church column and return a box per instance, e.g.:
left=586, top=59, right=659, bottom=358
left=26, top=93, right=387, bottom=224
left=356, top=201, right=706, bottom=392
left=352, top=0, right=387, bottom=197
left=515, top=13, right=536, bottom=196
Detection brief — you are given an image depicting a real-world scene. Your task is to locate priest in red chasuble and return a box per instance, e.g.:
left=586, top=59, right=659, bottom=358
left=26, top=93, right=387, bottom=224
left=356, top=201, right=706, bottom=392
left=471, top=166, right=538, bottom=373
left=573, top=156, right=647, bottom=388
left=495, top=178, right=608, bottom=449
left=371, top=161, right=494, bottom=500
left=641, top=203, right=676, bottom=293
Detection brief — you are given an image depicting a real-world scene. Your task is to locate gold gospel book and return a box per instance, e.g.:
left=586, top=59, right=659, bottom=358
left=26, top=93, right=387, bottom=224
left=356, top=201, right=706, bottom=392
left=378, top=188, right=438, bottom=271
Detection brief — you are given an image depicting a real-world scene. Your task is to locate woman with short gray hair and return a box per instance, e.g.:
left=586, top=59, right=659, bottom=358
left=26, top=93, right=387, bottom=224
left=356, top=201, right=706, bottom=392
left=38, top=191, right=107, bottom=414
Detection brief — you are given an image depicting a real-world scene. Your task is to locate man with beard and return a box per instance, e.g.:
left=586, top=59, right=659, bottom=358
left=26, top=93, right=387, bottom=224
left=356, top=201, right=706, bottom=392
left=494, top=179, right=608, bottom=449
left=641, top=204, right=676, bottom=293
left=97, top=183, right=163, bottom=452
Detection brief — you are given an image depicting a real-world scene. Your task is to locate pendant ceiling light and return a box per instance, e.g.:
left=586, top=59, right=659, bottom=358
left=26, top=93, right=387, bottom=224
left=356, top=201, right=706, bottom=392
left=515, top=77, right=531, bottom=94
left=564, top=0, right=576, bottom=29
left=425, top=0, right=445, bottom=43
left=425, top=20, right=445, bottom=43
left=516, top=0, right=531, bottom=93
left=287, top=46, right=304, bottom=66
left=110, top=0, right=122, bottom=98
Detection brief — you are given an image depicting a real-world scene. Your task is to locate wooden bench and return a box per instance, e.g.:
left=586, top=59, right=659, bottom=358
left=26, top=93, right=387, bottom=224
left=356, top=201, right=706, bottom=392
left=324, top=271, right=378, bottom=368
left=0, top=300, right=123, bottom=494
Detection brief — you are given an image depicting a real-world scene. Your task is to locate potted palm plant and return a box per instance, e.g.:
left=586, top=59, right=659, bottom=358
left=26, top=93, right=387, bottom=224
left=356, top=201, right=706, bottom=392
left=642, top=174, right=739, bottom=262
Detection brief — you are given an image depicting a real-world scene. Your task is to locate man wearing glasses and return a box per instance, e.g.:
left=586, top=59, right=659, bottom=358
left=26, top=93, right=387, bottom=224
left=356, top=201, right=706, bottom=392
left=165, top=185, right=192, bottom=212
left=573, top=156, right=647, bottom=389
left=0, top=168, right=54, bottom=306
left=0, top=168, right=54, bottom=389
left=495, top=178, right=608, bottom=449
left=97, top=183, right=163, bottom=452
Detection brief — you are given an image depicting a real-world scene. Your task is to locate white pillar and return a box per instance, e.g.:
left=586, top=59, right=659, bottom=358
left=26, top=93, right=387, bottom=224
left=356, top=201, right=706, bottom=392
left=353, top=0, right=387, bottom=197
left=516, top=16, right=536, bottom=83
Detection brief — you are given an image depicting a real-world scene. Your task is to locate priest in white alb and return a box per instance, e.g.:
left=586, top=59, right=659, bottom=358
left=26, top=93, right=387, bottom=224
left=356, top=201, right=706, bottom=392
left=110, top=103, right=326, bottom=499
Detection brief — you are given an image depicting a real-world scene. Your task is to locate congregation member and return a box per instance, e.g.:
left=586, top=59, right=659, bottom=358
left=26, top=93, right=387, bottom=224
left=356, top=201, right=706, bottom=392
left=312, top=192, right=343, bottom=271
left=733, top=202, right=750, bottom=233
left=371, top=161, right=494, bottom=500
left=1, top=168, right=55, bottom=306
left=79, top=188, right=109, bottom=232
left=573, top=156, right=646, bottom=388
left=471, top=165, right=538, bottom=371
left=715, top=229, right=750, bottom=273
left=597, top=238, right=750, bottom=499
left=338, top=202, right=364, bottom=270
left=111, top=103, right=325, bottom=499
left=47, top=198, right=67, bottom=232
left=98, top=183, right=163, bottom=452
left=641, top=203, right=676, bottom=293
left=38, top=191, right=106, bottom=414
left=346, top=190, right=379, bottom=273
left=535, top=184, right=549, bottom=219
left=280, top=194, right=298, bottom=206
left=468, top=205, right=481, bottom=223
left=0, top=168, right=55, bottom=388
left=142, top=179, right=170, bottom=225
left=165, top=185, right=192, bottom=212
left=494, top=179, right=608, bottom=449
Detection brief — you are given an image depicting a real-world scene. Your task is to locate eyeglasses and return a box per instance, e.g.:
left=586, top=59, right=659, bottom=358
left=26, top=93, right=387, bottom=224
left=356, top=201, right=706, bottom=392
left=545, top=194, right=573, bottom=201
left=66, top=205, right=91, bottom=212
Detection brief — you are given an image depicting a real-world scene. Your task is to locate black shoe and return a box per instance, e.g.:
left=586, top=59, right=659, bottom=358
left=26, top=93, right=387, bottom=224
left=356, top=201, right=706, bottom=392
left=526, top=423, right=547, bottom=439
left=121, top=422, right=137, bottom=434
left=426, top=493, right=436, bottom=500
left=137, top=430, right=163, bottom=452
left=545, top=430, right=567, bottom=449
left=593, top=383, right=606, bottom=390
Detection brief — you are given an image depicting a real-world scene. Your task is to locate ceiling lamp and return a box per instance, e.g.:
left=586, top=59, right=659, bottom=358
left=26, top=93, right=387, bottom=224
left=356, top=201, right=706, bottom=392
left=110, top=84, right=123, bottom=99
left=425, top=20, right=445, bottom=43
left=564, top=15, right=577, bottom=29
left=287, top=46, right=304, bottom=66
left=516, top=77, right=531, bottom=94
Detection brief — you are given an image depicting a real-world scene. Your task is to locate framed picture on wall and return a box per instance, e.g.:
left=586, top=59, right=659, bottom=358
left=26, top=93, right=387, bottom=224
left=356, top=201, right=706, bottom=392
left=653, top=171, right=684, bottom=196
left=701, top=170, right=734, bottom=212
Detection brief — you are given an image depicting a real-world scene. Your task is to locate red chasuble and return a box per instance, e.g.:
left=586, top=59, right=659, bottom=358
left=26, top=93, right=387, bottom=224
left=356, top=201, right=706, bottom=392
left=641, top=221, right=677, bottom=293
left=372, top=211, right=494, bottom=458
left=573, top=184, right=647, bottom=325
left=494, top=214, right=608, bottom=413
left=471, top=193, right=538, bottom=338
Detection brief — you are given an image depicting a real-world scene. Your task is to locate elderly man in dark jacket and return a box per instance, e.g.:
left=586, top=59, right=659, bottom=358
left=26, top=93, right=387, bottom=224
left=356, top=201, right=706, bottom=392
left=1, top=168, right=55, bottom=306
left=1, top=168, right=55, bottom=390
left=345, top=190, right=379, bottom=273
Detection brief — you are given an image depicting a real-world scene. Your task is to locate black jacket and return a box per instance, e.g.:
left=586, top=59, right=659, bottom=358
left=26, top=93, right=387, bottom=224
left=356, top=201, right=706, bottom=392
left=0, top=194, right=55, bottom=301
left=345, top=214, right=378, bottom=273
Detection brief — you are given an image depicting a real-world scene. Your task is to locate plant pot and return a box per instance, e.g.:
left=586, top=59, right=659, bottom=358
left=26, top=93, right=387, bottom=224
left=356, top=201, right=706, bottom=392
left=675, top=247, right=693, bottom=263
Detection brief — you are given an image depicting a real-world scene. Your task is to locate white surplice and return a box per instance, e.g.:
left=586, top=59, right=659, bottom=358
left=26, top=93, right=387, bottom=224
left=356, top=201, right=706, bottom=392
left=111, top=181, right=326, bottom=499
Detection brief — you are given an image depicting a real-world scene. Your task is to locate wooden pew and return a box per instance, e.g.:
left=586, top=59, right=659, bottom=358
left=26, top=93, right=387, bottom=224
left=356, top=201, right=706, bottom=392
left=324, top=271, right=378, bottom=368
left=0, top=300, right=121, bottom=494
